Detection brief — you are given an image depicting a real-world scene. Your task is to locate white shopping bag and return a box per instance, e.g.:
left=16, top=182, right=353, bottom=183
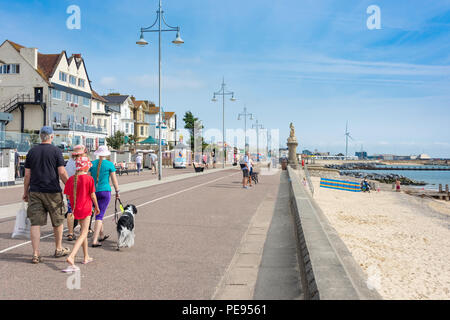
left=11, top=202, right=31, bottom=239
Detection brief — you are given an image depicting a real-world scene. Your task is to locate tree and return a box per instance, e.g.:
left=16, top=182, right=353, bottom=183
left=183, top=111, right=209, bottom=152
left=127, top=133, right=138, bottom=151
left=106, top=130, right=125, bottom=150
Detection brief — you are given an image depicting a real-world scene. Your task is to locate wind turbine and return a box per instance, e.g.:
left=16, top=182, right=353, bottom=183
left=345, top=121, right=355, bottom=158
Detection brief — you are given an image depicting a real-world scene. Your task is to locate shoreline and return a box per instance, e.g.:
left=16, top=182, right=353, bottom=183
left=299, top=169, right=450, bottom=299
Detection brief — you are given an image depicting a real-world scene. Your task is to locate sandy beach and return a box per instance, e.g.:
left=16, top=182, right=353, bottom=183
left=303, top=173, right=450, bottom=300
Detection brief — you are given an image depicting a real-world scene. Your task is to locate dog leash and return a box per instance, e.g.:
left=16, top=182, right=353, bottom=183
left=114, top=198, right=124, bottom=225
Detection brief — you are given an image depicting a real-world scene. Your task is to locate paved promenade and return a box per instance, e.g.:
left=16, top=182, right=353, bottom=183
left=0, top=167, right=286, bottom=299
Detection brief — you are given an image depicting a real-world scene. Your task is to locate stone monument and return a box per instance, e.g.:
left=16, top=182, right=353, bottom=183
left=287, top=122, right=299, bottom=169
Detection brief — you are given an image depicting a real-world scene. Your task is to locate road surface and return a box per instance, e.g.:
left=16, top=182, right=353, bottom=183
left=0, top=167, right=290, bottom=299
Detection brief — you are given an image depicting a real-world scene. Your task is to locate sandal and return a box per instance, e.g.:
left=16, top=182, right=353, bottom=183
left=62, top=265, right=80, bottom=273
left=54, top=247, right=71, bottom=258
left=82, top=257, right=94, bottom=265
left=67, top=234, right=76, bottom=241
left=31, top=255, right=42, bottom=264
left=91, top=243, right=102, bottom=248
left=98, top=235, right=110, bottom=242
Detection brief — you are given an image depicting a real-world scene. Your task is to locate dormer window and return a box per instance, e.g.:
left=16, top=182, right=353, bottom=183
left=78, top=79, right=85, bottom=87
left=69, top=75, right=76, bottom=85
left=59, top=71, right=67, bottom=82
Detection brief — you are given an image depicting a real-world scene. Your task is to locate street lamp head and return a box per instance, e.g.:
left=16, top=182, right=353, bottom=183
left=212, top=96, right=217, bottom=102
left=136, top=33, right=149, bottom=47
left=230, top=96, right=236, bottom=102
left=172, top=31, right=184, bottom=46
left=250, top=115, right=254, bottom=120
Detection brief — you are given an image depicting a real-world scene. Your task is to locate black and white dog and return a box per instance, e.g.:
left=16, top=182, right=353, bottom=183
left=116, top=204, right=138, bottom=251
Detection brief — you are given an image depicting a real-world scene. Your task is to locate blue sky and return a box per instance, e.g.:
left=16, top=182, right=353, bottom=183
left=1, top=0, right=449, bottom=157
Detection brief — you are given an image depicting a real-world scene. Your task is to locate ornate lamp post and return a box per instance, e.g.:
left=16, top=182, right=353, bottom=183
left=136, top=0, right=184, bottom=180
left=211, top=78, right=236, bottom=168
left=252, top=119, right=264, bottom=162
left=237, top=106, right=253, bottom=153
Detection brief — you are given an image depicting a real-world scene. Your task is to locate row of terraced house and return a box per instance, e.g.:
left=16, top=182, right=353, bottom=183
left=0, top=40, right=177, bottom=151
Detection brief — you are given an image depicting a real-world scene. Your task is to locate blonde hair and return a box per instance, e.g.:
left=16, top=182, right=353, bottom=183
left=95, top=156, right=105, bottom=188
left=73, top=171, right=80, bottom=212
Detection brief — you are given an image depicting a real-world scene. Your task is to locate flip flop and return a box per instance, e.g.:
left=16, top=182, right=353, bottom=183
left=82, top=258, right=94, bottom=265
left=62, top=265, right=80, bottom=273
left=98, top=235, right=110, bottom=242
left=91, top=243, right=102, bottom=247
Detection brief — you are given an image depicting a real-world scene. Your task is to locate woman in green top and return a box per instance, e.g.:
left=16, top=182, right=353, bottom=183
left=89, top=145, right=120, bottom=247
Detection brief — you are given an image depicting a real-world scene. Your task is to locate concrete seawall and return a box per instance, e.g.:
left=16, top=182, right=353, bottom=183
left=287, top=166, right=382, bottom=300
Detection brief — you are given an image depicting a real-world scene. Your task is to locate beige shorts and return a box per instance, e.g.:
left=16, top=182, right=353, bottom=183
left=27, top=192, right=65, bottom=227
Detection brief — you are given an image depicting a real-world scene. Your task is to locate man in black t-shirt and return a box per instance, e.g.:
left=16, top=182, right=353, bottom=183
left=23, top=126, right=70, bottom=264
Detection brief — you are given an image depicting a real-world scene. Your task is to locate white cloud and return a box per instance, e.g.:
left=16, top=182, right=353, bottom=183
left=130, top=73, right=205, bottom=90
left=99, top=76, right=118, bottom=87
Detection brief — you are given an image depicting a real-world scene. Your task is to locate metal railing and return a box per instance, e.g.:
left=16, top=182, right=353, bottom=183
left=52, top=121, right=106, bottom=134
left=0, top=94, right=34, bottom=113
left=304, top=164, right=315, bottom=196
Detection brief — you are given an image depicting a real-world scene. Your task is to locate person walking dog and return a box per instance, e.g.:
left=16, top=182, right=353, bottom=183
left=63, top=157, right=100, bottom=272
left=89, top=145, right=120, bottom=247
left=22, top=126, right=70, bottom=264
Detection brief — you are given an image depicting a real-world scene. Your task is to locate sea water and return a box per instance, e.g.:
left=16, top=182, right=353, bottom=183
left=358, top=169, right=450, bottom=191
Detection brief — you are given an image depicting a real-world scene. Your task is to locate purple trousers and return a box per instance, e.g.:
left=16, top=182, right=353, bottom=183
left=95, top=191, right=111, bottom=221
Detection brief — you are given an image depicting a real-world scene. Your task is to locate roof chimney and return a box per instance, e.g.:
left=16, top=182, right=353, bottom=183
left=72, top=53, right=82, bottom=64
left=20, top=47, right=38, bottom=69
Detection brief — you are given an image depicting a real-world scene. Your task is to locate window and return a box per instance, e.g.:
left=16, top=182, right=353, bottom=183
left=78, top=79, right=85, bottom=87
left=0, top=64, right=20, bottom=74
left=82, top=97, right=90, bottom=106
left=66, top=92, right=72, bottom=102
left=69, top=75, right=76, bottom=85
left=67, top=114, right=74, bottom=124
left=59, top=71, right=67, bottom=82
left=52, top=112, right=62, bottom=123
left=140, top=126, right=144, bottom=136
left=72, top=95, right=79, bottom=104
left=51, top=89, right=62, bottom=100
left=125, top=123, right=129, bottom=133
left=103, top=119, right=107, bottom=128
left=97, top=119, right=101, bottom=127
left=97, top=102, right=100, bottom=110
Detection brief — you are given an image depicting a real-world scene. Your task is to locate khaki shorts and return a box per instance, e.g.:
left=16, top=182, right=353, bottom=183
left=27, top=192, right=65, bottom=227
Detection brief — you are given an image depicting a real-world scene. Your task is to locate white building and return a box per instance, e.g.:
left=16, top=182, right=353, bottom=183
left=90, top=90, right=110, bottom=138
left=0, top=40, right=107, bottom=150
left=146, top=106, right=169, bottom=146
left=102, top=94, right=134, bottom=136
left=164, top=111, right=177, bottom=147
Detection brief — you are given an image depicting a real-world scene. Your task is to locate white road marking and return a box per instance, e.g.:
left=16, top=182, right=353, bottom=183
left=0, top=171, right=239, bottom=254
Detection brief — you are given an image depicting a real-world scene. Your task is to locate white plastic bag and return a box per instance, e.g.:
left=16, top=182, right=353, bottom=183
left=11, top=202, right=31, bottom=239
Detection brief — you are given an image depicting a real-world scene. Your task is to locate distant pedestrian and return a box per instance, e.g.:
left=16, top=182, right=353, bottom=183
left=212, top=151, right=216, bottom=169
left=65, top=144, right=87, bottom=241
left=202, top=154, right=208, bottom=169
left=396, top=179, right=401, bottom=192
left=63, top=157, right=100, bottom=272
left=89, top=145, right=120, bottom=247
left=22, top=126, right=70, bottom=264
left=135, top=153, right=143, bottom=175
left=14, top=148, right=20, bottom=178
left=241, top=151, right=250, bottom=189
left=248, top=155, right=254, bottom=187
left=150, top=152, right=158, bottom=174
